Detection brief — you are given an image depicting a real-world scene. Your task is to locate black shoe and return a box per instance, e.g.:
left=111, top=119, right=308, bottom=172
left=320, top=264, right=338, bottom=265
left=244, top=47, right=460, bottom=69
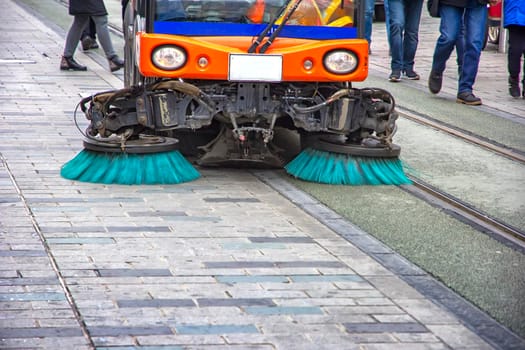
left=108, top=55, right=124, bottom=72
left=388, top=70, right=401, bottom=82
left=456, top=92, right=482, bottom=106
left=509, top=76, right=521, bottom=98
left=81, top=36, right=95, bottom=51
left=403, top=70, right=420, bottom=80
left=60, top=56, right=87, bottom=71
left=428, top=71, right=442, bottom=94
left=509, top=76, right=520, bottom=98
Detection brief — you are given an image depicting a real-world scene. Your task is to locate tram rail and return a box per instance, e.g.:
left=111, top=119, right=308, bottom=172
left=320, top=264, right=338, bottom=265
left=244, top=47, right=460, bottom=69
left=398, top=106, right=525, bottom=164
left=397, top=107, right=525, bottom=249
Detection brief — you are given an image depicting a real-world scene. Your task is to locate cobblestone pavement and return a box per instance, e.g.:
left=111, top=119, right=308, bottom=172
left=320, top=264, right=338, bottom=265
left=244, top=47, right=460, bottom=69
left=1, top=1, right=524, bottom=349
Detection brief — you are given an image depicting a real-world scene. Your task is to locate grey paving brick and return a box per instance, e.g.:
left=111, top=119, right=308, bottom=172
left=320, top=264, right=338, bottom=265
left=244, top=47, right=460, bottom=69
left=215, top=275, right=289, bottom=284
left=174, top=324, right=259, bottom=334
left=0, top=277, right=59, bottom=285
left=0, top=327, right=83, bottom=338
left=0, top=337, right=90, bottom=350
left=117, top=299, right=196, bottom=308
left=0, top=249, right=47, bottom=256
left=203, top=197, right=261, bottom=203
left=220, top=242, right=287, bottom=250
left=197, top=298, right=276, bottom=307
left=0, top=292, right=66, bottom=301
left=88, top=326, right=174, bottom=337
left=96, top=269, right=173, bottom=277
left=40, top=226, right=108, bottom=233
left=106, top=226, right=173, bottom=232
left=343, top=322, right=428, bottom=333
left=127, top=211, right=187, bottom=217
left=244, top=306, right=324, bottom=315
left=97, top=347, right=184, bottom=350
left=248, top=237, right=315, bottom=243
left=135, top=334, right=226, bottom=346
left=204, top=261, right=275, bottom=268
left=290, top=274, right=363, bottom=282
left=46, top=237, right=115, bottom=244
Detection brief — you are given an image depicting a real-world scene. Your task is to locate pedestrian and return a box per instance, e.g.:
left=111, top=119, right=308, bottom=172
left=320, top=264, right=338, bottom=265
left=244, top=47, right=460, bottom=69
left=122, top=0, right=130, bottom=22
left=80, top=18, right=98, bottom=51
left=386, top=0, right=424, bottom=82
left=364, top=0, right=391, bottom=54
left=60, top=0, right=124, bottom=72
left=503, top=0, right=525, bottom=98
left=364, top=0, right=375, bottom=51
left=428, top=0, right=501, bottom=105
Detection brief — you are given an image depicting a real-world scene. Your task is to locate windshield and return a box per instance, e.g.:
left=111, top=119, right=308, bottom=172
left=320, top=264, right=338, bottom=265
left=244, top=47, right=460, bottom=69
left=153, top=0, right=357, bottom=38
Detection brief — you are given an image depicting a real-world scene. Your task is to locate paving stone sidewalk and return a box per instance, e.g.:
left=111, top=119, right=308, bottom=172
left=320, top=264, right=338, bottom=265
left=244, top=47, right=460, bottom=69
left=1, top=1, right=524, bottom=349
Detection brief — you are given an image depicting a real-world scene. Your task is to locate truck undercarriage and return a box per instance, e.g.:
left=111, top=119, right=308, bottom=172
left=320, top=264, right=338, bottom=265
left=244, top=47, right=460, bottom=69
left=79, top=78, right=400, bottom=168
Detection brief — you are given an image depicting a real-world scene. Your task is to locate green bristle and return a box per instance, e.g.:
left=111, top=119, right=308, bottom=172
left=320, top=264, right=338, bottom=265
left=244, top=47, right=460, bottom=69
left=285, top=148, right=411, bottom=186
left=61, top=149, right=200, bottom=185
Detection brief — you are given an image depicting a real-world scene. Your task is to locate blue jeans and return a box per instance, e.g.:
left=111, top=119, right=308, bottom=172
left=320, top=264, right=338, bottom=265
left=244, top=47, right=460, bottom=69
left=364, top=0, right=375, bottom=44
left=364, top=0, right=391, bottom=46
left=388, top=0, right=423, bottom=73
left=431, top=4, right=487, bottom=94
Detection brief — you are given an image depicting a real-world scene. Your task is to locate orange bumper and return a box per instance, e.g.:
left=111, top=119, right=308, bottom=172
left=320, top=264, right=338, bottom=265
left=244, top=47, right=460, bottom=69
left=136, top=32, right=369, bottom=82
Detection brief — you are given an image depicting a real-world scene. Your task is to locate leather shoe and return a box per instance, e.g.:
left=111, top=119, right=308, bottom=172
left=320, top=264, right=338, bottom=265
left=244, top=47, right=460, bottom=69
left=108, top=55, right=124, bottom=72
left=81, top=36, right=95, bottom=51
left=428, top=71, right=442, bottom=94
left=509, top=76, right=520, bottom=98
left=456, top=92, right=482, bottom=106
left=60, top=56, right=87, bottom=71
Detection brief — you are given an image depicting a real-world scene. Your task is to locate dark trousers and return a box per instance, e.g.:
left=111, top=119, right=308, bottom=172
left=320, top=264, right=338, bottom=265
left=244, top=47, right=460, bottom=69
left=507, top=25, right=525, bottom=80
left=81, top=17, right=96, bottom=40
left=122, top=0, right=130, bottom=21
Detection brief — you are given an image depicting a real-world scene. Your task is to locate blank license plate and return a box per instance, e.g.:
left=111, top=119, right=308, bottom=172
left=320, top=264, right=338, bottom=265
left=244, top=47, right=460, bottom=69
left=229, top=54, right=282, bottom=82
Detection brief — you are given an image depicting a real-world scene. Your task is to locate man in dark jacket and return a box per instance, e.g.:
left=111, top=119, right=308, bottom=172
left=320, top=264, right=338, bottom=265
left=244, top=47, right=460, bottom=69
left=428, top=0, right=501, bottom=105
left=61, top=0, right=124, bottom=72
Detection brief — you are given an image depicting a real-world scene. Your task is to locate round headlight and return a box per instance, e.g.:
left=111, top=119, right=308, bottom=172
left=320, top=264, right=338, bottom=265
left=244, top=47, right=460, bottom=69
left=323, top=50, right=358, bottom=74
left=152, top=46, right=186, bottom=70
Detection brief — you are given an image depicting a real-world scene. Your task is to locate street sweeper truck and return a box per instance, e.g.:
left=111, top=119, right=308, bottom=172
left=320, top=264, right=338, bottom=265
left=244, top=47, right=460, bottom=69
left=61, top=0, right=411, bottom=185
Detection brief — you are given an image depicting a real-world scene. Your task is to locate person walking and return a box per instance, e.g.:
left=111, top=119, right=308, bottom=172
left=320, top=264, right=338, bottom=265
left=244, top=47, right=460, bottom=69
left=364, top=0, right=391, bottom=54
left=428, top=0, right=500, bottom=105
left=386, top=0, right=424, bottom=82
left=60, top=0, right=124, bottom=72
left=503, top=0, right=525, bottom=98
left=122, top=0, right=130, bottom=22
left=364, top=0, right=375, bottom=46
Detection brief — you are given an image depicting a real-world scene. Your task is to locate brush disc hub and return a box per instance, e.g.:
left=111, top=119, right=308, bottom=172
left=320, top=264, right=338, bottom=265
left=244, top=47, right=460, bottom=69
left=314, top=138, right=401, bottom=158
left=83, top=135, right=179, bottom=154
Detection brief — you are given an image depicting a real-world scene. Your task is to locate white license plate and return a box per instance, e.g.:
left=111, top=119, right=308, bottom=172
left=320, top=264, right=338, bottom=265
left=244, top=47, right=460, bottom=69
left=228, top=54, right=282, bottom=82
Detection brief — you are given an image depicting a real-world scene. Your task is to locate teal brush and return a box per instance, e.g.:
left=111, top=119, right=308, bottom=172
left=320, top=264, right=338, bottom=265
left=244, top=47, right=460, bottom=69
left=61, top=149, right=200, bottom=185
left=285, top=148, right=411, bottom=185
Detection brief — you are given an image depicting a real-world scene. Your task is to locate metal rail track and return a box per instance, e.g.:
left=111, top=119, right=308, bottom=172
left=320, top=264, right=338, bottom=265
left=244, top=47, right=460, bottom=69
left=397, top=107, right=525, bottom=249
left=398, top=106, right=525, bottom=164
